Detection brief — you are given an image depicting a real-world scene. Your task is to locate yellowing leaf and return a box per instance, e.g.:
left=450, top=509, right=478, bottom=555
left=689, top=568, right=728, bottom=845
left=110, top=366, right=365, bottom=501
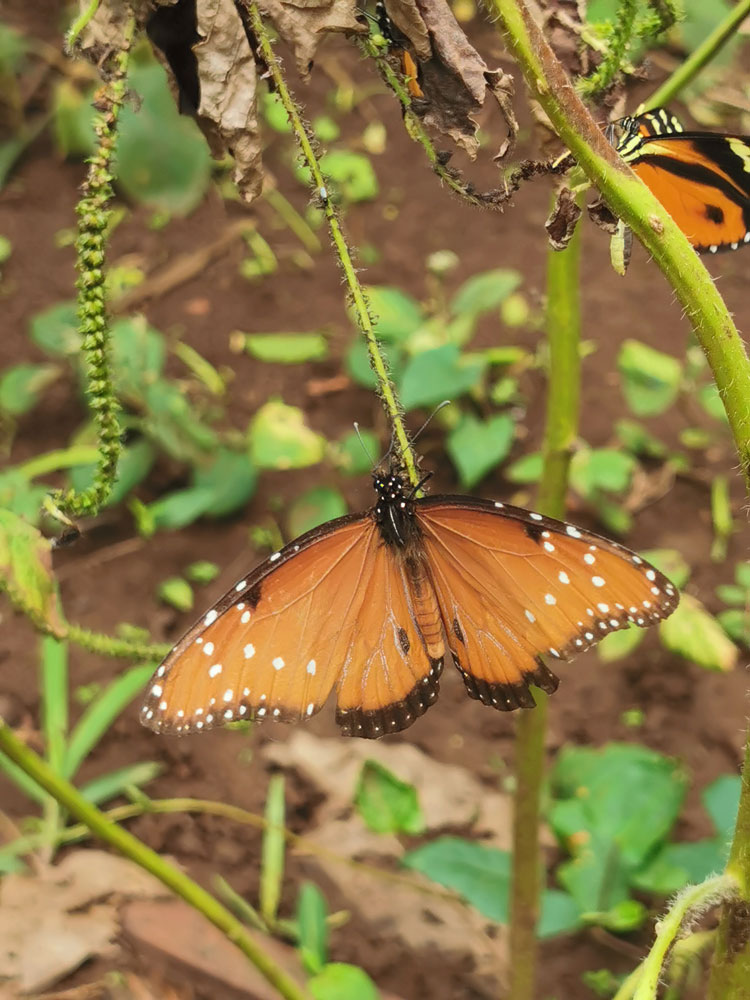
left=659, top=594, right=737, bottom=672
left=0, top=511, right=65, bottom=637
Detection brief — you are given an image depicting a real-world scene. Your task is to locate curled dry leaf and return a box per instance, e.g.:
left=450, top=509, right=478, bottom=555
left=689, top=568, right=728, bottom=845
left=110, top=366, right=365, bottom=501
left=545, top=186, right=581, bottom=250
left=257, top=0, right=365, bottom=77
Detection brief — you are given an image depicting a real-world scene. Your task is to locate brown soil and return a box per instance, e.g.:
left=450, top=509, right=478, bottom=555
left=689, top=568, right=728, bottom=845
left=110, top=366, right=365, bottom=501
left=1, top=5, right=749, bottom=1000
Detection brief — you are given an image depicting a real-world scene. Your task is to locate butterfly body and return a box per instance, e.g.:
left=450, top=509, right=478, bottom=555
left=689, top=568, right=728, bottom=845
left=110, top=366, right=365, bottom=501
left=616, top=107, right=750, bottom=253
left=141, top=470, right=677, bottom=739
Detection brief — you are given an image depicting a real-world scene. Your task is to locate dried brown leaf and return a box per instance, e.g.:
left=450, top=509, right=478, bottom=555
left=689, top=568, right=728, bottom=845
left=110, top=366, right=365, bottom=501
left=381, top=0, right=431, bottom=60
left=257, top=0, right=365, bottom=77
left=546, top=186, right=581, bottom=250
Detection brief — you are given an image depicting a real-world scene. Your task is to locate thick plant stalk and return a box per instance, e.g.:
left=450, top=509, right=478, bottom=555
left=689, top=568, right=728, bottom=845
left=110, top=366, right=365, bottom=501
left=0, top=720, right=309, bottom=1000
left=509, top=212, right=581, bottom=999
left=489, top=0, right=750, bottom=488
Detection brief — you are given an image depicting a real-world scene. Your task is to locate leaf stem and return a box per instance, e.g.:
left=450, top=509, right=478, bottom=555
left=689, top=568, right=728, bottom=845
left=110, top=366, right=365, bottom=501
left=0, top=719, right=309, bottom=1000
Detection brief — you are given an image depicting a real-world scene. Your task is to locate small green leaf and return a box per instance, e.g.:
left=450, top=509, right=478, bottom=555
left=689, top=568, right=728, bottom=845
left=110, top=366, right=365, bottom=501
left=641, top=549, right=690, bottom=590
left=698, top=382, right=729, bottom=423
left=29, top=301, right=79, bottom=356
left=192, top=448, right=258, bottom=518
left=52, top=79, right=97, bottom=158
left=446, top=412, right=515, bottom=489
left=403, top=837, right=510, bottom=922
left=297, top=882, right=328, bottom=975
left=615, top=419, right=667, bottom=458
left=0, top=470, right=48, bottom=524
left=703, top=775, right=741, bottom=842
left=716, top=585, right=747, bottom=606
left=0, top=234, right=11, bottom=265
left=331, top=429, right=379, bottom=476
left=185, top=561, right=221, bottom=584
left=617, top=339, right=682, bottom=417
left=249, top=400, right=326, bottom=470
left=634, top=839, right=726, bottom=895
left=79, top=760, right=161, bottom=805
left=505, top=452, right=543, bottom=484
left=345, top=337, right=404, bottom=390
left=138, top=487, right=216, bottom=535
left=399, top=345, right=485, bottom=411
left=158, top=577, right=194, bottom=612
left=288, top=487, right=347, bottom=538
left=570, top=449, right=635, bottom=497
left=717, top=609, right=750, bottom=648
left=359, top=286, right=423, bottom=343
left=0, top=363, right=60, bottom=416
left=592, top=899, right=647, bottom=933
left=451, top=269, right=522, bottom=318
left=142, top=379, right=218, bottom=463
left=261, top=774, right=286, bottom=926
left=354, top=760, right=425, bottom=835
left=110, top=316, right=166, bottom=401
left=659, top=595, right=737, bottom=672
left=736, top=562, right=750, bottom=588
left=262, top=92, right=292, bottom=132
left=597, top=623, right=645, bottom=663
left=309, top=964, right=380, bottom=1000
left=319, top=150, right=378, bottom=202
left=0, top=511, right=66, bottom=636
left=539, top=890, right=583, bottom=938
left=243, top=332, right=329, bottom=364
left=489, top=376, right=519, bottom=407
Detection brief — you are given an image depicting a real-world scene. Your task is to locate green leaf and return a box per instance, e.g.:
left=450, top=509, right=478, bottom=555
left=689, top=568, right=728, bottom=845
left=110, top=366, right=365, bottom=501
left=309, top=964, right=380, bottom=1000
left=243, top=332, right=329, bottom=364
left=345, top=337, right=404, bottom=390
left=110, top=316, right=166, bottom=402
left=29, top=301, right=79, bottom=356
left=736, top=562, right=750, bottom=588
left=261, top=774, right=286, bottom=926
left=158, top=577, right=194, bottom=612
left=505, top=452, right=543, bottom=484
left=539, top=890, right=583, bottom=938
left=354, top=760, right=425, bottom=835
left=185, top=561, right=221, bottom=584
left=717, top=609, right=750, bottom=648
left=446, top=412, right=515, bottom=489
left=331, top=429, right=379, bottom=476
left=262, top=92, right=292, bottom=133
left=659, top=594, right=737, bottom=672
left=117, top=62, right=212, bottom=213
left=64, top=663, right=154, bottom=780
left=716, top=585, right=747, bottom=606
left=361, top=287, right=423, bottom=343
left=52, top=79, right=97, bottom=158
left=69, top=439, right=156, bottom=508
left=0, top=510, right=66, bottom=637
left=592, top=899, right=647, bottom=933
left=451, top=269, right=522, bottom=318
left=703, top=775, right=741, bottom=842
left=137, top=487, right=216, bottom=535
left=615, top=418, right=668, bottom=458
left=596, top=623, right=645, bottom=663
left=570, top=449, right=635, bottom=497
left=403, top=837, right=510, bottom=922
left=0, top=363, right=60, bottom=416
left=698, top=382, right=729, bottom=423
left=634, top=839, right=726, bottom=896
left=192, top=448, right=258, bottom=518
left=399, top=345, right=485, bottom=411
left=617, top=339, right=682, bottom=417
left=319, top=150, right=378, bottom=202
left=641, top=548, right=690, bottom=590
left=288, top=487, right=347, bottom=538
left=249, top=400, right=326, bottom=470
left=0, top=470, right=47, bottom=524
left=297, top=882, right=328, bottom=975
left=141, top=380, right=218, bottom=462
left=79, top=760, right=161, bottom=805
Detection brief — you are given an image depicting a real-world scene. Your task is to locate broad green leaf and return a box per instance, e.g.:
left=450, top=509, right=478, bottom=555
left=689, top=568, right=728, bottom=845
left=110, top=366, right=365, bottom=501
left=142, top=379, right=218, bottom=462
left=244, top=332, right=329, bottom=364
left=403, top=837, right=510, bottom=922
left=64, top=663, right=154, bottom=780
left=69, top=439, right=156, bottom=508
left=539, top=889, right=583, bottom=938
left=556, top=838, right=632, bottom=914
left=0, top=510, right=66, bottom=636
left=117, top=62, right=212, bottom=213
left=288, top=487, right=347, bottom=538
left=29, top=301, right=79, bottom=356
left=597, top=623, right=645, bottom=663
left=319, top=150, right=378, bottom=202
left=261, top=774, right=286, bottom=926
left=615, top=419, right=668, bottom=458
left=717, top=609, right=750, bottom=648
left=0, top=470, right=48, bottom=524
left=79, top=760, right=161, bottom=805
left=0, top=363, right=60, bottom=416
left=158, top=577, right=194, bottom=612
left=399, top=345, right=485, bottom=411
left=633, top=839, right=726, bottom=895
left=570, top=449, right=635, bottom=497
left=361, top=286, right=423, bottom=343
left=703, top=775, right=741, bottom=842
left=297, top=882, right=329, bottom=975
left=659, top=595, right=737, bottom=672
left=354, top=760, right=425, bottom=835
left=345, top=337, right=404, bottom=390
left=451, top=269, right=522, bottom=318
left=446, top=412, right=515, bottom=488
left=110, top=316, right=166, bottom=401
left=262, top=92, right=292, bottom=133
left=137, top=487, right=216, bottom=535
left=192, top=448, right=257, bottom=518
left=641, top=548, right=690, bottom=590
left=249, top=400, right=326, bottom=470
left=617, top=340, right=682, bottom=417
left=309, top=964, right=380, bottom=1000
left=505, top=451, right=543, bottom=484
left=331, top=429, right=379, bottom=476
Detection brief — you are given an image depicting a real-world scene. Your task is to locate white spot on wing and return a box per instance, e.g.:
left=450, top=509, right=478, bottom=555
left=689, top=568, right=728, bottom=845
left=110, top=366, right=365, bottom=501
left=203, top=642, right=214, bottom=657
left=545, top=593, right=556, bottom=605
left=307, top=659, right=317, bottom=675
left=235, top=580, right=247, bottom=592
left=244, top=644, right=255, bottom=659
left=273, top=657, right=285, bottom=670
left=204, top=609, right=218, bottom=627
left=592, top=576, right=605, bottom=587
left=209, top=663, right=222, bottom=678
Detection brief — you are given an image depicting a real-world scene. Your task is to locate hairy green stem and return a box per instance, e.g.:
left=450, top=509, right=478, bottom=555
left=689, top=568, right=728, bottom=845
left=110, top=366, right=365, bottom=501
left=635, top=874, right=737, bottom=1000
left=0, top=721, right=309, bottom=1000
left=645, top=0, right=750, bottom=110
left=489, top=0, right=750, bottom=486
left=53, top=19, right=134, bottom=520
left=243, top=1, right=419, bottom=488
left=579, top=0, right=638, bottom=98
left=509, top=209, right=582, bottom=1000
left=65, top=0, right=102, bottom=49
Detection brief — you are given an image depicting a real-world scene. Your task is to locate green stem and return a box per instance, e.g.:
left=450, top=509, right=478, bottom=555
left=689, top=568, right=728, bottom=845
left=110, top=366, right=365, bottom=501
left=0, top=720, right=309, bottom=1000
left=645, top=0, right=750, bottom=110
left=509, top=206, right=582, bottom=1000
left=635, top=874, right=737, bottom=1000
left=66, top=623, right=169, bottom=662
left=489, top=0, right=750, bottom=488
left=243, top=1, right=419, bottom=488
left=65, top=0, right=101, bottom=49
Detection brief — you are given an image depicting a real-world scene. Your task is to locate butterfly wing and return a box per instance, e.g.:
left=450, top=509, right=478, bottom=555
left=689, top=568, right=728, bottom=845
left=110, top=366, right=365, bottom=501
left=141, top=512, right=443, bottom=738
left=416, top=498, right=678, bottom=709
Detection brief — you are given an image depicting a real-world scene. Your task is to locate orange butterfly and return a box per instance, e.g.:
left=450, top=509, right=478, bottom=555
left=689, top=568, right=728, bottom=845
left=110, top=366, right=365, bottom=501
left=141, top=466, right=677, bottom=739
left=616, top=107, right=750, bottom=253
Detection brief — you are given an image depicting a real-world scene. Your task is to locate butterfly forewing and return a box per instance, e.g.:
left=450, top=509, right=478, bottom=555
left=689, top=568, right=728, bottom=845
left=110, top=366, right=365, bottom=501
left=416, top=499, right=677, bottom=709
left=141, top=515, right=375, bottom=733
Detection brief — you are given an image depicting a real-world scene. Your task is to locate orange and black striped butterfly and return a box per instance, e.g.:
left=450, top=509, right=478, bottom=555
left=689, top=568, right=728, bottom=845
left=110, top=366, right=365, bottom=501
left=141, top=465, right=677, bottom=739
left=616, top=107, right=750, bottom=253
left=374, top=1, right=424, bottom=99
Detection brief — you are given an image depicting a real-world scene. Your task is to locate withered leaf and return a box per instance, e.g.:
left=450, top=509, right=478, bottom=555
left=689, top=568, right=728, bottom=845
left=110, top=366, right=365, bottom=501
left=257, top=0, right=365, bottom=77
left=546, top=186, right=581, bottom=250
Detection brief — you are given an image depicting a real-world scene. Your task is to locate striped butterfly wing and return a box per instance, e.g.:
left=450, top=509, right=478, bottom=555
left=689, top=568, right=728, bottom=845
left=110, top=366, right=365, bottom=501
left=416, top=498, right=678, bottom=709
left=141, top=513, right=442, bottom=738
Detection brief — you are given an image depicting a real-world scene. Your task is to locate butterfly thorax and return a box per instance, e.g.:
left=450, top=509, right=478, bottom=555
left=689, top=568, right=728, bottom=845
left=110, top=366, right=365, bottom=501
left=372, top=472, right=419, bottom=550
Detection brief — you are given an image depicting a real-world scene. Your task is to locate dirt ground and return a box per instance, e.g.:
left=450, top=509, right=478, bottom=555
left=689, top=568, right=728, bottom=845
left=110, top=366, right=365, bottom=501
left=2, top=3, right=750, bottom=999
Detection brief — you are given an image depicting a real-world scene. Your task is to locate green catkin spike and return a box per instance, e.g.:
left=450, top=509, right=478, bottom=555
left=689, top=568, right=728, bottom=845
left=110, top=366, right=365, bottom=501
left=51, top=16, right=135, bottom=523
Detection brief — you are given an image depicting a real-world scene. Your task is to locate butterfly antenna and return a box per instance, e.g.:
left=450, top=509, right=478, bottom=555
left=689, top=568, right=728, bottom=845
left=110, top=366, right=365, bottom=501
left=353, top=422, right=376, bottom=466
left=413, top=400, right=451, bottom=443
